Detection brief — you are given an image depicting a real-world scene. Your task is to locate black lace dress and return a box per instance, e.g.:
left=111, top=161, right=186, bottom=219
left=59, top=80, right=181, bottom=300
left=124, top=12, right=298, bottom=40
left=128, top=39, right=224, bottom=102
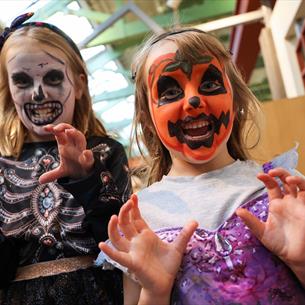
left=0, top=136, right=131, bottom=305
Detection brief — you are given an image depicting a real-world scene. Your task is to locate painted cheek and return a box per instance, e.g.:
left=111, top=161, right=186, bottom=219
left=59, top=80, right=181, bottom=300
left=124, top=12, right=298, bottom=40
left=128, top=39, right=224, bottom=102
left=12, top=89, right=31, bottom=106
left=210, top=94, right=231, bottom=116
left=151, top=100, right=182, bottom=149
left=59, top=80, right=74, bottom=104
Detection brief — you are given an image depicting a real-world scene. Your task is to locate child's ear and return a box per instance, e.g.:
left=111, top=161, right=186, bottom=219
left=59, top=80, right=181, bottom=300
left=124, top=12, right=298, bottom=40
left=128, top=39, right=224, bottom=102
left=75, top=74, right=85, bottom=100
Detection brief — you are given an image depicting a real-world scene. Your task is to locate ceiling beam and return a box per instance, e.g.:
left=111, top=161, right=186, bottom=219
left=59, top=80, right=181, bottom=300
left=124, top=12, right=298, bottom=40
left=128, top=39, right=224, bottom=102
left=228, top=0, right=263, bottom=83
left=78, top=2, right=164, bottom=49
left=77, top=0, right=234, bottom=47
left=194, top=8, right=263, bottom=32
left=93, top=86, right=134, bottom=103
left=86, top=49, right=122, bottom=73
left=66, top=8, right=110, bottom=22
left=31, top=0, right=72, bottom=20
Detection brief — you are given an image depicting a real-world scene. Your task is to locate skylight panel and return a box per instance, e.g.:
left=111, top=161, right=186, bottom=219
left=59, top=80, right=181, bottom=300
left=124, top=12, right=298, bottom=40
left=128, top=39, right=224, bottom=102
left=46, top=11, right=93, bottom=44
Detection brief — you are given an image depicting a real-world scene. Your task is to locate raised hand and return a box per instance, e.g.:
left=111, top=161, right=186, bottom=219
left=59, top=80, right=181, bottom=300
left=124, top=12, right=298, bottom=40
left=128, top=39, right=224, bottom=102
left=39, top=123, right=94, bottom=184
left=236, top=167, right=305, bottom=285
left=99, top=194, right=198, bottom=303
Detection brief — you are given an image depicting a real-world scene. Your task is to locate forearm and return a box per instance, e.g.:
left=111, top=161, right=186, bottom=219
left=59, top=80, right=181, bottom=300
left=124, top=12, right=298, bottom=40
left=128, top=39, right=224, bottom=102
left=58, top=154, right=123, bottom=242
left=138, top=289, right=171, bottom=305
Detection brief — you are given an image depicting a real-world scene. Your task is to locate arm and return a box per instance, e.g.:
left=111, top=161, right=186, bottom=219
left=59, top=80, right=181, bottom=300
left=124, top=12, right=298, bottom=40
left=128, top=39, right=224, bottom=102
left=62, top=138, right=131, bottom=242
left=124, top=275, right=141, bottom=305
left=99, top=194, right=198, bottom=305
left=39, top=123, right=131, bottom=242
left=103, top=139, right=131, bottom=203
left=236, top=167, right=305, bottom=287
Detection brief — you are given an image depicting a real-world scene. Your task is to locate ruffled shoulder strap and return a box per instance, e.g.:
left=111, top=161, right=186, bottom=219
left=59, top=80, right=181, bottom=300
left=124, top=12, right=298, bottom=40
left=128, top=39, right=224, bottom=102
left=262, top=144, right=299, bottom=174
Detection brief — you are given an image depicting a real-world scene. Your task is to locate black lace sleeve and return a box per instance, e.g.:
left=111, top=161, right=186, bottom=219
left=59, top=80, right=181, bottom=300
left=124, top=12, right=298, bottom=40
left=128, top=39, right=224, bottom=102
left=58, top=136, right=132, bottom=243
left=0, top=233, right=20, bottom=288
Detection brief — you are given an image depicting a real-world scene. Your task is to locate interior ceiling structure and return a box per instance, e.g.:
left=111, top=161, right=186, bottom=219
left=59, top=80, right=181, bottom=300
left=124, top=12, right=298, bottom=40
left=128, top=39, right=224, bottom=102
left=1, top=0, right=271, bottom=151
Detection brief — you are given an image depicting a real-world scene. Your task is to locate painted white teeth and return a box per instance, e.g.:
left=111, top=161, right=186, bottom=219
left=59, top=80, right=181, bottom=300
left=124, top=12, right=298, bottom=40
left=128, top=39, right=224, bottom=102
left=25, top=102, right=62, bottom=124
left=184, top=132, right=212, bottom=141
left=33, top=108, right=54, bottom=117
left=183, top=120, right=209, bottom=130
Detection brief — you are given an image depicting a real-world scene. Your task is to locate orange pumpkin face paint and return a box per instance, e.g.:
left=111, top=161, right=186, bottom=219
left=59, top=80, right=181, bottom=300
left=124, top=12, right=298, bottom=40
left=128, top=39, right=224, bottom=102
left=147, top=50, right=234, bottom=161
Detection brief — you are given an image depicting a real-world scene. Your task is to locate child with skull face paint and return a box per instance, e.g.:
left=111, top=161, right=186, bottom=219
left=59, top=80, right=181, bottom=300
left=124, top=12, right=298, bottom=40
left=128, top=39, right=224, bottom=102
left=0, top=13, right=131, bottom=305
left=98, top=28, right=305, bottom=305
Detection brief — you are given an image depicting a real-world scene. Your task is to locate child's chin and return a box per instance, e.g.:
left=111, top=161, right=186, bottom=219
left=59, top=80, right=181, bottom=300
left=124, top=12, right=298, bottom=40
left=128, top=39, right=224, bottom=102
left=30, top=126, right=54, bottom=139
left=172, top=148, right=216, bottom=164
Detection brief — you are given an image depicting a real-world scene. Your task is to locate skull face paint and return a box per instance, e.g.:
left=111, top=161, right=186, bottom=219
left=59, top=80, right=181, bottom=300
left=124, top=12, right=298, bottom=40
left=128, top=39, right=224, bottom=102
left=6, top=43, right=77, bottom=138
left=147, top=49, right=234, bottom=162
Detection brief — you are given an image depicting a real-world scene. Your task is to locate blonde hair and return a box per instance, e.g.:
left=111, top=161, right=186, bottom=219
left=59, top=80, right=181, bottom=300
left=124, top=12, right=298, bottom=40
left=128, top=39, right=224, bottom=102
left=0, top=26, right=107, bottom=158
left=131, top=28, right=261, bottom=185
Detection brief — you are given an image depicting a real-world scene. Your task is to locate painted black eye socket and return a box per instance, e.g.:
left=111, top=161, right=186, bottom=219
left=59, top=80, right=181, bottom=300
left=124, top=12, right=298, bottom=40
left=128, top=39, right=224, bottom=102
left=43, top=70, right=64, bottom=86
left=200, top=80, right=222, bottom=93
left=161, top=87, right=183, bottom=101
left=199, top=64, right=227, bottom=96
left=157, top=75, right=184, bottom=106
left=11, top=72, right=33, bottom=89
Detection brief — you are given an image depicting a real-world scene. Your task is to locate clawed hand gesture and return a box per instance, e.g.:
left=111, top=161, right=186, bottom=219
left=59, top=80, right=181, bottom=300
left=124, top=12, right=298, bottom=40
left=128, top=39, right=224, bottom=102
left=237, top=167, right=305, bottom=285
left=99, top=194, right=198, bottom=301
left=39, top=123, right=94, bottom=184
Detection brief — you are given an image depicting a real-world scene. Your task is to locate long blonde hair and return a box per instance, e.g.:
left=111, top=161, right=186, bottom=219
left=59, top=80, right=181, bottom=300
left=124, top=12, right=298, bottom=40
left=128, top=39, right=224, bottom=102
left=131, top=28, right=261, bottom=185
left=0, top=26, right=107, bottom=158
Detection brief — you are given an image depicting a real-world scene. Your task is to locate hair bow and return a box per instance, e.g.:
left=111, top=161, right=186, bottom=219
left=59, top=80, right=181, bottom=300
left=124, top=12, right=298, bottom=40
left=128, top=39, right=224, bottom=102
left=0, top=12, right=34, bottom=51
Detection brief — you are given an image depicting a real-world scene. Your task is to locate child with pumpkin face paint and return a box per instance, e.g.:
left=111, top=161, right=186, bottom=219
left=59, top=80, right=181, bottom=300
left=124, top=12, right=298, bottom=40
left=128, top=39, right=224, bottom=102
left=0, top=13, right=131, bottom=305
left=98, top=28, right=305, bottom=305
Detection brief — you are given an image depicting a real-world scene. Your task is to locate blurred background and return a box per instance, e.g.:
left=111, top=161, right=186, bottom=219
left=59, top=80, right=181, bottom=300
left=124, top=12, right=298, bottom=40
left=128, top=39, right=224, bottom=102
left=1, top=0, right=305, bottom=175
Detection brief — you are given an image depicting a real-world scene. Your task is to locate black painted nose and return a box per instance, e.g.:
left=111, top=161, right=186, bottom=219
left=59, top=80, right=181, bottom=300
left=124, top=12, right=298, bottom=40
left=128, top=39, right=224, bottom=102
left=188, top=96, right=200, bottom=108
left=33, top=85, right=45, bottom=102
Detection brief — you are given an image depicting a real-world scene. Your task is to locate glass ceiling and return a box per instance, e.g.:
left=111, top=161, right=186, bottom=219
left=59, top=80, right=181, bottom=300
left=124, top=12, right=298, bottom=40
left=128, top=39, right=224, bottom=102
left=0, top=0, right=135, bottom=150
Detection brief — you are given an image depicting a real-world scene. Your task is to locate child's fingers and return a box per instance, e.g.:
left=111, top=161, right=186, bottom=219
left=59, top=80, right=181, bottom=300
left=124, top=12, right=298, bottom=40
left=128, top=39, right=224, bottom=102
left=54, top=132, right=68, bottom=146
left=42, top=124, right=68, bottom=145
left=65, top=128, right=87, bottom=150
left=286, top=176, right=305, bottom=190
left=108, top=215, right=129, bottom=252
left=268, top=167, right=290, bottom=178
left=130, top=194, right=149, bottom=232
left=43, top=124, right=55, bottom=133
left=286, top=176, right=305, bottom=201
left=52, top=123, right=74, bottom=132
left=236, top=208, right=265, bottom=241
left=173, top=220, right=198, bottom=254
left=99, top=242, right=132, bottom=269
left=79, top=150, right=94, bottom=172
left=257, top=173, right=283, bottom=200
left=118, top=201, right=138, bottom=240
left=268, top=168, right=297, bottom=197
left=38, top=167, right=64, bottom=184
left=52, top=124, right=75, bottom=145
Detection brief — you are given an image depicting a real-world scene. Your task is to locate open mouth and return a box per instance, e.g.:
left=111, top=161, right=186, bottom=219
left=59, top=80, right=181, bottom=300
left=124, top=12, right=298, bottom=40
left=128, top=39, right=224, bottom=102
left=181, top=118, right=214, bottom=141
left=168, top=111, right=230, bottom=149
left=24, top=102, right=63, bottom=126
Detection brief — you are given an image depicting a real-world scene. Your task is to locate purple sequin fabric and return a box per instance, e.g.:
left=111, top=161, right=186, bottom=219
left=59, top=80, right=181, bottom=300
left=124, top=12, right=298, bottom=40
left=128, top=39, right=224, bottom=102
left=156, top=193, right=305, bottom=305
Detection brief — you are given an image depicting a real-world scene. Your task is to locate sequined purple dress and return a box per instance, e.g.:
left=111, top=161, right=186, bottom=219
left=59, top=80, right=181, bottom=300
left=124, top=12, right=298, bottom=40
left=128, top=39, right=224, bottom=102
left=157, top=191, right=305, bottom=305
left=156, top=155, right=305, bottom=305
